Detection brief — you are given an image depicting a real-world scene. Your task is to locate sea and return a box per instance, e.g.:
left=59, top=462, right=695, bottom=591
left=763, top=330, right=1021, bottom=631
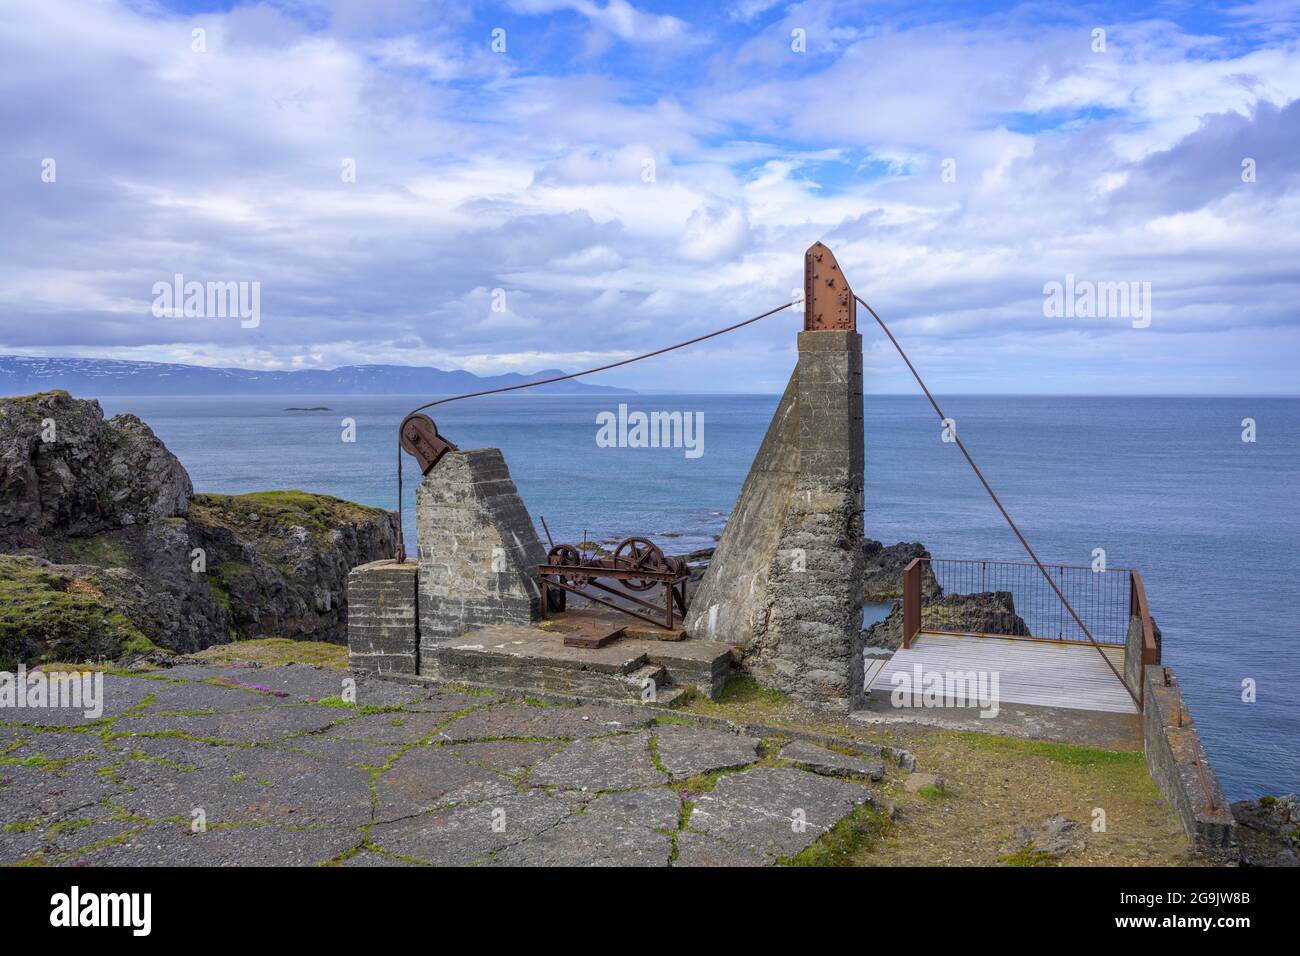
left=95, top=393, right=1300, bottom=801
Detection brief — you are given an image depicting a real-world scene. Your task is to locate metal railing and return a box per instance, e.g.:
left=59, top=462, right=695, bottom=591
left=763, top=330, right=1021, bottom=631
left=901, top=556, right=1162, bottom=711
left=903, top=557, right=1133, bottom=646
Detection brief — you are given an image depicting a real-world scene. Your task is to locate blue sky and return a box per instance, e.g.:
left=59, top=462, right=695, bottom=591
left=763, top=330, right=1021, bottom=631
left=2, top=0, right=1298, bottom=393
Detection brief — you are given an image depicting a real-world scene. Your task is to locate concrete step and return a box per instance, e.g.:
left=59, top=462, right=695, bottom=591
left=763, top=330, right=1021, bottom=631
left=426, top=623, right=736, bottom=701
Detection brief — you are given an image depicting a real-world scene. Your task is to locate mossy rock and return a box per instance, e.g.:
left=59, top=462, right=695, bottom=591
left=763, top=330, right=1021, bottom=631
left=190, top=491, right=387, bottom=548
left=65, top=535, right=132, bottom=569
left=0, top=556, right=157, bottom=667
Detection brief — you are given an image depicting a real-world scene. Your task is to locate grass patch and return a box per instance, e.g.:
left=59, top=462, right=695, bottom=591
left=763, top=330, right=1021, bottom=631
left=782, top=804, right=890, bottom=867
left=189, top=638, right=348, bottom=670
left=958, top=733, right=1141, bottom=767
left=315, top=696, right=354, bottom=709
left=999, top=847, right=1059, bottom=867
left=66, top=536, right=131, bottom=569
left=680, top=674, right=793, bottom=724
left=190, top=491, right=387, bottom=548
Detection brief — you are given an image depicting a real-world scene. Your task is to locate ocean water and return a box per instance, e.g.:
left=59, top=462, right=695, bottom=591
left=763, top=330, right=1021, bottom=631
left=96, top=393, right=1300, bottom=800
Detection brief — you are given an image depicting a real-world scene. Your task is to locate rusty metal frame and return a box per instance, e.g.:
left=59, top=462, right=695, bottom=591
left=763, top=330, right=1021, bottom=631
left=538, top=561, right=688, bottom=630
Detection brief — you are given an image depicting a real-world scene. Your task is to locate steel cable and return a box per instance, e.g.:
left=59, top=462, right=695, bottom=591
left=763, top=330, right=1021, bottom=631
left=854, top=293, right=1141, bottom=708
left=392, top=300, right=795, bottom=561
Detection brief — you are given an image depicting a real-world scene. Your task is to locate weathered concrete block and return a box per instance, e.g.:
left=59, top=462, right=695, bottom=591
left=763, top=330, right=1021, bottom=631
left=347, top=559, right=418, bottom=675
left=1143, top=665, right=1237, bottom=860
left=415, top=449, right=547, bottom=670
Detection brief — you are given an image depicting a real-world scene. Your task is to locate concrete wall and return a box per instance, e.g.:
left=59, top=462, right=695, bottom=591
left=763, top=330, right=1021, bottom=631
left=346, top=559, right=419, bottom=675
left=682, top=369, right=800, bottom=644
left=414, top=449, right=547, bottom=671
left=1143, top=665, right=1237, bottom=860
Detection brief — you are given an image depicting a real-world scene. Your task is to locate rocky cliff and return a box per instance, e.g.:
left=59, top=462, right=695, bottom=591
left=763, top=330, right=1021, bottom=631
left=0, top=391, right=398, bottom=667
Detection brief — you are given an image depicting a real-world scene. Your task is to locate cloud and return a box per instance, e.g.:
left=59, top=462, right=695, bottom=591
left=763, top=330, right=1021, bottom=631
left=507, top=0, right=689, bottom=44
left=0, top=0, right=1297, bottom=395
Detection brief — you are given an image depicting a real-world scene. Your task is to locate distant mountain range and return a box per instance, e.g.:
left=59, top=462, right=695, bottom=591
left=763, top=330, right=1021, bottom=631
left=0, top=356, right=633, bottom=397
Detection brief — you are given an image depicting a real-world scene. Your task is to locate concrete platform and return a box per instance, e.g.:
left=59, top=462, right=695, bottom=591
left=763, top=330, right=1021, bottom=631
left=852, top=631, right=1142, bottom=750
left=426, top=618, right=736, bottom=704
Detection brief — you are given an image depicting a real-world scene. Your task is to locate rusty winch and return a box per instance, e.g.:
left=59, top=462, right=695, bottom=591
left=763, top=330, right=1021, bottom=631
left=539, top=536, right=689, bottom=631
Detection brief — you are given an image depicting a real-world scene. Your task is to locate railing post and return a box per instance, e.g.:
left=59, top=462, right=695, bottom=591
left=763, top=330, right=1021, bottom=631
left=902, top=558, right=923, bottom=649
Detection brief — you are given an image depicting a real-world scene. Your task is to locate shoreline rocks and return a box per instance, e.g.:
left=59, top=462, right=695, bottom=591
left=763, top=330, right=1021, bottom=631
left=1231, top=794, right=1300, bottom=866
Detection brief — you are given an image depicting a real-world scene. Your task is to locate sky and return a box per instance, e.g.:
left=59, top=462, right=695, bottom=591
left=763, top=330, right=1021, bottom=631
left=1, top=0, right=1298, bottom=394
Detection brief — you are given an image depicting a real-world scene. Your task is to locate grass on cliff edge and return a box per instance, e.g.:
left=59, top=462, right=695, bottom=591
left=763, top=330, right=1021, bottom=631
left=680, top=681, right=1193, bottom=867
left=188, top=638, right=348, bottom=669
left=189, top=491, right=388, bottom=547
left=0, top=556, right=156, bottom=670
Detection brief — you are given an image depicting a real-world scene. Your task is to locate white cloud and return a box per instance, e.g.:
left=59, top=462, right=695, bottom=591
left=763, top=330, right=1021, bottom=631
left=0, top=0, right=1296, bottom=393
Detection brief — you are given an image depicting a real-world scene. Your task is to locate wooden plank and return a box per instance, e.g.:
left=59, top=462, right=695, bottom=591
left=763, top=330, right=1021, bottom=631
left=869, top=631, right=1136, bottom=714
left=563, top=625, right=626, bottom=649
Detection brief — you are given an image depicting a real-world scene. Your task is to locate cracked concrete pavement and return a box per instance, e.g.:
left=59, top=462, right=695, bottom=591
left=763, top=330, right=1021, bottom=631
left=1, top=663, right=882, bottom=866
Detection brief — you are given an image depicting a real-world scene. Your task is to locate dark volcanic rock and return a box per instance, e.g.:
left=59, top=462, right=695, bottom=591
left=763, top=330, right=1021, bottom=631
left=0, top=391, right=398, bottom=663
left=1231, top=794, right=1300, bottom=866
left=0, top=391, right=190, bottom=546
left=862, top=539, right=940, bottom=601
left=862, top=590, right=1029, bottom=650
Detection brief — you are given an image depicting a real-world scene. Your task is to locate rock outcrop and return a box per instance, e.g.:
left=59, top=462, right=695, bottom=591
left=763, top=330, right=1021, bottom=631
left=0, top=392, right=398, bottom=666
left=862, top=591, right=1030, bottom=649
left=1231, top=794, right=1300, bottom=866
left=862, top=539, right=940, bottom=601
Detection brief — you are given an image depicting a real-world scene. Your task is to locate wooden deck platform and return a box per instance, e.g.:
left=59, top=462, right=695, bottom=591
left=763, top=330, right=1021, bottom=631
left=868, top=631, right=1136, bottom=715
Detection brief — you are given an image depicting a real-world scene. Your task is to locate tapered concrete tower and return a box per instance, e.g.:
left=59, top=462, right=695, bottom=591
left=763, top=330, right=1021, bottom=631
left=684, top=242, right=866, bottom=711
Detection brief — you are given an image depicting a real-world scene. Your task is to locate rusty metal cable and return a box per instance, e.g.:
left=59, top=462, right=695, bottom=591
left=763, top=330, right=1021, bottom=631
left=854, top=293, right=1142, bottom=709
left=393, top=300, right=795, bottom=561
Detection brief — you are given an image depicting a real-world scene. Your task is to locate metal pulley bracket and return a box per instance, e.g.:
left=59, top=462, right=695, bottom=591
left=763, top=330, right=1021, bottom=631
left=400, top=414, right=457, bottom=474
left=804, top=241, right=856, bottom=331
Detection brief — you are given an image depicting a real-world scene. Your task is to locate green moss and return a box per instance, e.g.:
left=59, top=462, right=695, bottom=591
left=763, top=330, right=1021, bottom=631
left=717, top=675, right=789, bottom=706
left=782, top=804, right=890, bottom=867
left=0, top=555, right=157, bottom=666
left=47, top=818, right=93, bottom=837
left=190, top=490, right=387, bottom=548
left=917, top=784, right=945, bottom=799
left=441, top=683, right=499, bottom=698
left=205, top=575, right=233, bottom=616
left=647, top=736, right=668, bottom=775
left=315, top=696, right=354, bottom=709
left=999, top=847, right=1059, bottom=867
left=958, top=732, right=1142, bottom=767
left=66, top=536, right=131, bottom=569
left=188, top=638, right=349, bottom=669
left=0, top=391, right=71, bottom=417
left=654, top=714, right=694, bottom=726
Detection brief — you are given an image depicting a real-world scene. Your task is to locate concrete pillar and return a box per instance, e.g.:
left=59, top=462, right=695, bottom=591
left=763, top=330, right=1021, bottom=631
left=758, top=329, right=866, bottom=710
left=346, top=559, right=419, bottom=675
left=414, top=448, right=547, bottom=671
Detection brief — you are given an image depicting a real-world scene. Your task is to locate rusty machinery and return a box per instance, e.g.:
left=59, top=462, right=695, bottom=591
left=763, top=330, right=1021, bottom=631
left=539, top=536, right=690, bottom=630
